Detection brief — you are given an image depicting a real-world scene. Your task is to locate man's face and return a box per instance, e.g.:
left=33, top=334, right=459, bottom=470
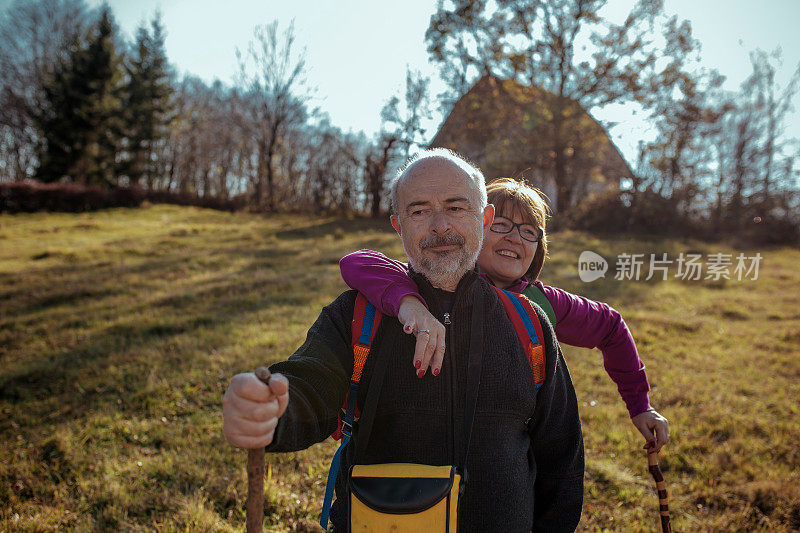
left=391, top=157, right=493, bottom=290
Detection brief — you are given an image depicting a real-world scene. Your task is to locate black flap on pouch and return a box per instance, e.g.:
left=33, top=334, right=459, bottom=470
left=349, top=469, right=455, bottom=514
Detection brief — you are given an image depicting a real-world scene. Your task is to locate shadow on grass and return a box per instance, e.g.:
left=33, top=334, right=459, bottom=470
left=0, top=244, right=300, bottom=316
left=274, top=217, right=392, bottom=240
left=0, top=245, right=336, bottom=428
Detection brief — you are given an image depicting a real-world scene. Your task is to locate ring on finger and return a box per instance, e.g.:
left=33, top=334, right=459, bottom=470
left=418, top=329, right=430, bottom=335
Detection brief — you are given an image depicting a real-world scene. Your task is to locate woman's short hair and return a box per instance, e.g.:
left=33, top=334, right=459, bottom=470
left=487, top=178, right=551, bottom=281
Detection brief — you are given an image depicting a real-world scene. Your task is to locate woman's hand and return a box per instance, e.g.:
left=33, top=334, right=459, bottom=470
left=397, top=295, right=446, bottom=377
left=632, top=409, right=670, bottom=453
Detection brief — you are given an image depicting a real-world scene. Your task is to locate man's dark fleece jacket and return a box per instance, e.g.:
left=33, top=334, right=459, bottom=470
left=267, top=270, right=584, bottom=532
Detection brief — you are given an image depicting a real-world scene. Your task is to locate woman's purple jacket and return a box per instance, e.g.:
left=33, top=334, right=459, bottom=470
left=340, top=249, right=652, bottom=418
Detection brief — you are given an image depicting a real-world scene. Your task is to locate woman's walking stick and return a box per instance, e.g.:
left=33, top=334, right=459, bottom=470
left=647, top=449, right=672, bottom=533
left=246, top=367, right=272, bottom=533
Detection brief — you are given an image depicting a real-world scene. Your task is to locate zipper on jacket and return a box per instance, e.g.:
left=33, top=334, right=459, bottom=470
left=446, top=316, right=455, bottom=466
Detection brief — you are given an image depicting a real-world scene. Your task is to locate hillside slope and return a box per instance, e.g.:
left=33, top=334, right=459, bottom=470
left=1, top=205, right=798, bottom=531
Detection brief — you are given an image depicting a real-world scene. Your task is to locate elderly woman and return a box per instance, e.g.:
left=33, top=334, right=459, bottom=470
left=340, top=178, right=670, bottom=452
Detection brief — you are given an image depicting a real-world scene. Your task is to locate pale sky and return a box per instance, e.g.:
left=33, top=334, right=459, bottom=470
left=6, top=0, right=800, bottom=164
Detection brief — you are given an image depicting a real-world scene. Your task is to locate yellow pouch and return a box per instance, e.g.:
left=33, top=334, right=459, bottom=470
left=349, top=463, right=461, bottom=532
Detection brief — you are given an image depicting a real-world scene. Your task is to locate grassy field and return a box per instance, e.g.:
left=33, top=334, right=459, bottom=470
left=1, top=204, right=798, bottom=532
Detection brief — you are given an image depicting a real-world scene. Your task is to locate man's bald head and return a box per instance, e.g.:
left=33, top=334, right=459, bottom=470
left=390, top=149, right=487, bottom=216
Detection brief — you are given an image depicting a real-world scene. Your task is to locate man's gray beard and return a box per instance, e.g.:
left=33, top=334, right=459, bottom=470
left=404, top=232, right=483, bottom=290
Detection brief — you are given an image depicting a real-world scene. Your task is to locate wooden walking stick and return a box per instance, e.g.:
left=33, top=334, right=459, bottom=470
left=246, top=367, right=272, bottom=533
left=647, top=449, right=672, bottom=533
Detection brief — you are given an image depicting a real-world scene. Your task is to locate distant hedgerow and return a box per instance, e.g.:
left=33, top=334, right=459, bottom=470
left=566, top=189, right=799, bottom=245
left=0, top=181, right=244, bottom=213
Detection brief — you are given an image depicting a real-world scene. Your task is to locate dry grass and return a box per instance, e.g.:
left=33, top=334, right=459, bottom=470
left=1, top=205, right=798, bottom=531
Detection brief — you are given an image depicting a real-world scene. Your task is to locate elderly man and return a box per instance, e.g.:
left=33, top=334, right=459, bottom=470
left=223, top=149, right=584, bottom=531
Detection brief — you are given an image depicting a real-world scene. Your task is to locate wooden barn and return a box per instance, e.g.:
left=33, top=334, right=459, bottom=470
left=429, top=75, right=633, bottom=212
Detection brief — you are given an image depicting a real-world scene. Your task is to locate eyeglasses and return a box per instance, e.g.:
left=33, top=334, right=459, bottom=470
left=489, top=216, right=543, bottom=243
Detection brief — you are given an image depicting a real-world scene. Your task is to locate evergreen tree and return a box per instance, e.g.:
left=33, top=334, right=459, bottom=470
left=0, top=0, right=95, bottom=181
left=122, top=12, right=174, bottom=188
left=35, top=7, right=124, bottom=185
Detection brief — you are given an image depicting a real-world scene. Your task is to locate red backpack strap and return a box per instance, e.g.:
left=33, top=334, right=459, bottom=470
left=351, top=292, right=383, bottom=382
left=323, top=293, right=383, bottom=527
left=492, top=286, right=546, bottom=391
left=331, top=293, right=382, bottom=440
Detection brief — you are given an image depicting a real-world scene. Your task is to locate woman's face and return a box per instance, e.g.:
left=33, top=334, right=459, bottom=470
left=477, top=206, right=538, bottom=288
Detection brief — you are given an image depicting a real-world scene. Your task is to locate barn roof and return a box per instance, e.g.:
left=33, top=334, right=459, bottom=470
left=429, top=75, right=632, bottom=187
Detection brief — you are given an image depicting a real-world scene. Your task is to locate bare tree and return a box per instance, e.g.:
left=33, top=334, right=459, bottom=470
left=746, top=49, right=800, bottom=207
left=426, top=0, right=694, bottom=212
left=381, top=68, right=433, bottom=160
left=344, top=68, right=432, bottom=217
left=635, top=46, right=800, bottom=240
left=644, top=69, right=727, bottom=214
left=236, top=20, right=313, bottom=210
left=292, top=119, right=365, bottom=211
left=163, top=76, right=247, bottom=198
